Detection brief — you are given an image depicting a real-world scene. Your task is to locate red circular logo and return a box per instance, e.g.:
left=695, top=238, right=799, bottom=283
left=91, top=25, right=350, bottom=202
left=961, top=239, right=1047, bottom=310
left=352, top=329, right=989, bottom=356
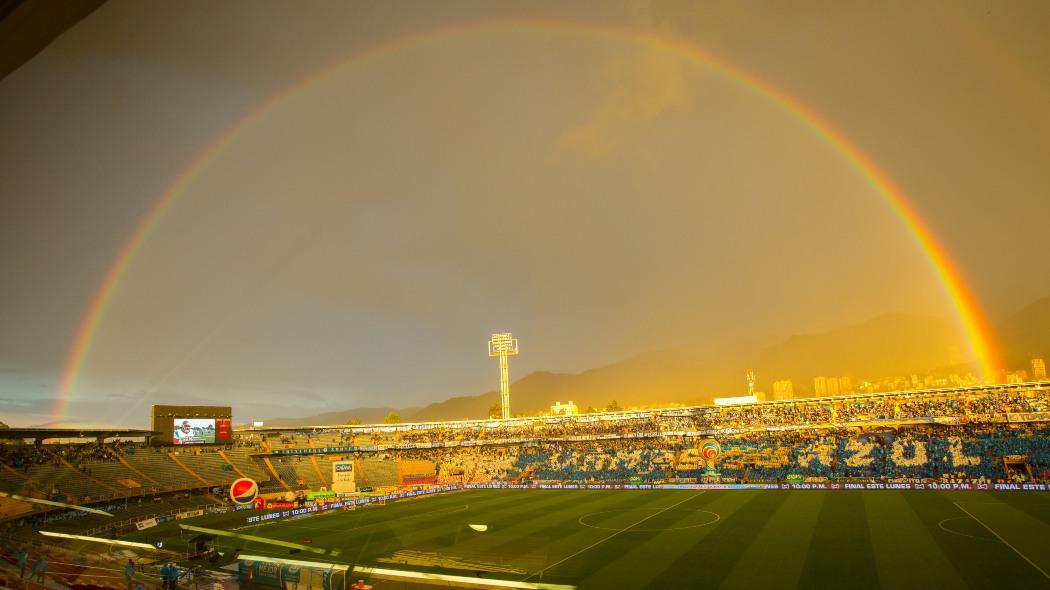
left=230, top=478, right=259, bottom=504
left=700, top=439, right=721, bottom=461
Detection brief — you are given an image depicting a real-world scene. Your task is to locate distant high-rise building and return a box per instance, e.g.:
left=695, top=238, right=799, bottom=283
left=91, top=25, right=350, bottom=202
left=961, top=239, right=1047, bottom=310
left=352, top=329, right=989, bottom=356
left=814, top=376, right=827, bottom=397
left=1006, top=372, right=1024, bottom=384
left=772, top=380, right=794, bottom=400
left=838, top=376, right=853, bottom=393
left=1032, top=358, right=1047, bottom=380
left=826, top=378, right=840, bottom=396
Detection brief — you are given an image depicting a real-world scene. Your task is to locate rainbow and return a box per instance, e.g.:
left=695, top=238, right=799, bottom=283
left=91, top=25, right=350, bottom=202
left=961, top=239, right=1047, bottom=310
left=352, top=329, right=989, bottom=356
left=52, top=20, right=1001, bottom=422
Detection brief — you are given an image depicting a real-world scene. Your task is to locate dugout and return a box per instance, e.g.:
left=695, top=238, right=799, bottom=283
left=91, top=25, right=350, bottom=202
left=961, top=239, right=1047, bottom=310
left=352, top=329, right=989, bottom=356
left=238, top=554, right=348, bottom=590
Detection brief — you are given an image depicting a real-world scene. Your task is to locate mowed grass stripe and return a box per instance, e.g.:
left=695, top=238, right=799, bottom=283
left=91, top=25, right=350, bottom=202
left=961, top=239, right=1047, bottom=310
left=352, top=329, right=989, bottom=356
left=798, top=491, right=879, bottom=589
left=863, top=491, right=969, bottom=588
left=247, top=490, right=474, bottom=535
left=546, top=490, right=721, bottom=578
left=718, top=490, right=824, bottom=589
left=225, top=490, right=541, bottom=564
left=567, top=490, right=738, bottom=588
left=134, top=488, right=1050, bottom=589
left=420, top=490, right=623, bottom=570
left=899, top=491, right=1046, bottom=590
left=533, top=491, right=711, bottom=587
left=478, top=490, right=674, bottom=567
left=332, top=490, right=575, bottom=563
left=622, top=490, right=792, bottom=589
left=994, top=491, right=1050, bottom=528
left=952, top=498, right=1050, bottom=581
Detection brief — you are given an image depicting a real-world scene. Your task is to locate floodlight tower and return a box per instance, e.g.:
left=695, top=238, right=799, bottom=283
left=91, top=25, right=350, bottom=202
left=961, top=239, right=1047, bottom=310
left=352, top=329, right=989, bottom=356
left=488, top=332, right=519, bottom=419
left=746, top=368, right=756, bottom=396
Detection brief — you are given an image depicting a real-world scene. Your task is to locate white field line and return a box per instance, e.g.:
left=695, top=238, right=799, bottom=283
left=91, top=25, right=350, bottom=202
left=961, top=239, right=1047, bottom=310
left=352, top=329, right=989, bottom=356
left=936, top=517, right=999, bottom=542
left=953, top=501, right=1050, bottom=580
left=524, top=492, right=705, bottom=581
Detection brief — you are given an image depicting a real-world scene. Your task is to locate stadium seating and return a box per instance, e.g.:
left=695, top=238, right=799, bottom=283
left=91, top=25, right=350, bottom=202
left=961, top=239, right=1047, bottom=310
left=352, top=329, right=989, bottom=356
left=219, top=447, right=269, bottom=482
left=1, top=384, right=1047, bottom=529
left=359, top=457, right=400, bottom=488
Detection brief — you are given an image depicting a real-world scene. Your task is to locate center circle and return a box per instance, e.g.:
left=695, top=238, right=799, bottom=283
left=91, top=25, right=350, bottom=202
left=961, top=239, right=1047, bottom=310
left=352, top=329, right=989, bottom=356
left=578, top=508, right=721, bottom=532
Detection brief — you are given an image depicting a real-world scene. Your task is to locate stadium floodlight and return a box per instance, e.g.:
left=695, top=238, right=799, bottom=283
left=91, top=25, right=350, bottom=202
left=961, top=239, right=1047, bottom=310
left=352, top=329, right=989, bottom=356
left=488, top=332, right=519, bottom=420
left=39, top=531, right=157, bottom=551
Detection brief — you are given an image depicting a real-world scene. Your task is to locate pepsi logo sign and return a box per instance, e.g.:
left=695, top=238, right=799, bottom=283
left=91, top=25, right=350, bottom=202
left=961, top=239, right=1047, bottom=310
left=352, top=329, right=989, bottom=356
left=230, top=478, right=259, bottom=504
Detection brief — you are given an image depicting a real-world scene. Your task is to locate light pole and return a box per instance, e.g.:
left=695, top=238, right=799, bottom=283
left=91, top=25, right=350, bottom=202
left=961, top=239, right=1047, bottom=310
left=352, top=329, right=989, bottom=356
left=488, top=333, right=519, bottom=419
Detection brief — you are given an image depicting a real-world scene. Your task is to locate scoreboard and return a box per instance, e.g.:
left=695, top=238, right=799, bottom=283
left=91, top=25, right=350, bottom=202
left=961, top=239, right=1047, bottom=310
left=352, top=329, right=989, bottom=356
left=151, top=405, right=232, bottom=446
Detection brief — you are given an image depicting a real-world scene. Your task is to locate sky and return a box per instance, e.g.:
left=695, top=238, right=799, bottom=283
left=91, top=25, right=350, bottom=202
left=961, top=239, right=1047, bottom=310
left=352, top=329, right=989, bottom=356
left=0, top=0, right=1048, bottom=427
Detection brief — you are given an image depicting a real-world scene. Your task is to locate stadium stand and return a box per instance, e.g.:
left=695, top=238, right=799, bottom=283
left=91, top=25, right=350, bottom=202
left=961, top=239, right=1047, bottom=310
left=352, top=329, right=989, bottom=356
left=359, top=456, right=400, bottom=489
left=219, top=447, right=268, bottom=482
left=0, top=382, right=1046, bottom=535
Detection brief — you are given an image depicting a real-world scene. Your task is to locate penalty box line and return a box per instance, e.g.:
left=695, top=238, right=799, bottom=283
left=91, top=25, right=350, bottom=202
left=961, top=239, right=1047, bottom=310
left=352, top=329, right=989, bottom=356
left=523, top=491, right=706, bottom=582
left=953, top=501, right=1050, bottom=580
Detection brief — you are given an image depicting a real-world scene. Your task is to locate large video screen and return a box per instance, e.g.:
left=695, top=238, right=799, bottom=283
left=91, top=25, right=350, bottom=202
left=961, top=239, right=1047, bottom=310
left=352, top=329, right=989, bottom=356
left=152, top=405, right=231, bottom=446
left=172, top=418, right=216, bottom=445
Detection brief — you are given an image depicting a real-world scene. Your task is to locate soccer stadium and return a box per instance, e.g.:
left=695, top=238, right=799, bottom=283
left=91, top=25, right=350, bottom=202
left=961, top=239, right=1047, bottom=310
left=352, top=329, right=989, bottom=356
left=1, top=383, right=1048, bottom=589
left=4, top=2, right=1050, bottom=590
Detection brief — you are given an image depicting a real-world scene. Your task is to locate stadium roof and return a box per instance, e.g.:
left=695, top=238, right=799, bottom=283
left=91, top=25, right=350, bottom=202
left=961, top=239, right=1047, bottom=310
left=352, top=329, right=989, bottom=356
left=0, top=427, right=156, bottom=440
left=233, top=380, right=1050, bottom=433
left=232, top=381, right=1050, bottom=434
left=0, top=0, right=107, bottom=81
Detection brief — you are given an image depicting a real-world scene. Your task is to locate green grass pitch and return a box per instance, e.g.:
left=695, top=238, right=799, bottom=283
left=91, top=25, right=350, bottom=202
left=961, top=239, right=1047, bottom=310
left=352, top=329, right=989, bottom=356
left=138, top=489, right=1050, bottom=588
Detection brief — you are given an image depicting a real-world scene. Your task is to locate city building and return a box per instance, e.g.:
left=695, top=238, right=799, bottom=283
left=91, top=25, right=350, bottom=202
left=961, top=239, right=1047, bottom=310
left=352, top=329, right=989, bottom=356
left=1032, top=358, right=1047, bottom=380
left=772, top=380, right=794, bottom=400
left=550, top=401, right=579, bottom=416
left=814, top=376, right=827, bottom=397
left=826, top=378, right=840, bottom=396
left=838, top=376, right=853, bottom=393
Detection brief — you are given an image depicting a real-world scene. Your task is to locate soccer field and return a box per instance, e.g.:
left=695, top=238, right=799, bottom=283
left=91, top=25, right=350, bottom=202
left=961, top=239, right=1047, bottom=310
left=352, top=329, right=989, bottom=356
left=164, top=489, right=1050, bottom=589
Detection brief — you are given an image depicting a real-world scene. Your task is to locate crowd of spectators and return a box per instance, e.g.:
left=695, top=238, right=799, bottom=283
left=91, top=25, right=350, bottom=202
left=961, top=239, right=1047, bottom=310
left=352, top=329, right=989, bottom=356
left=0, top=385, right=1045, bottom=508
left=0, top=440, right=135, bottom=471
left=342, top=419, right=1050, bottom=486
left=254, top=386, right=1049, bottom=452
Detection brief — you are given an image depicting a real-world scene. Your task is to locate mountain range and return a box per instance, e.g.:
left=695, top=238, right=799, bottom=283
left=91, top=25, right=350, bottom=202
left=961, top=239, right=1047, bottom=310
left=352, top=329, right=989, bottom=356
left=264, top=296, right=1050, bottom=427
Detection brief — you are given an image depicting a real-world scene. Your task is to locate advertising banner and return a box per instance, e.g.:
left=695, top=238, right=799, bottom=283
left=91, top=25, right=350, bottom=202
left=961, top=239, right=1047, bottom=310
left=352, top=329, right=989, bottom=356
left=463, top=482, right=1050, bottom=492
left=134, top=518, right=158, bottom=530
left=1008, top=412, right=1050, bottom=423
left=239, top=560, right=282, bottom=588
left=215, top=418, right=232, bottom=440
left=331, top=461, right=356, bottom=494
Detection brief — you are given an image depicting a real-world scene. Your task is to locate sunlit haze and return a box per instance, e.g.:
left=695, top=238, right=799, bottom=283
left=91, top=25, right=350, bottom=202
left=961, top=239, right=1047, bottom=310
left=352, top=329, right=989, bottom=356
left=1, top=1, right=1048, bottom=427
